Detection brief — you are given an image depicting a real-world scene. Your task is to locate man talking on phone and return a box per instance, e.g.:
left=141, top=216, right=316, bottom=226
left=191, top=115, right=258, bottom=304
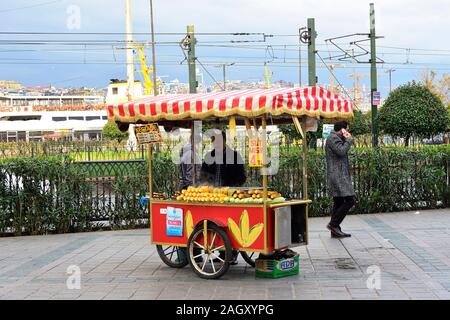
left=325, top=121, right=356, bottom=238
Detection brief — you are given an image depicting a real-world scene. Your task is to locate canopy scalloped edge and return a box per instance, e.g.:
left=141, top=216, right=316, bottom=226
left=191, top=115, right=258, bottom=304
left=108, top=106, right=353, bottom=123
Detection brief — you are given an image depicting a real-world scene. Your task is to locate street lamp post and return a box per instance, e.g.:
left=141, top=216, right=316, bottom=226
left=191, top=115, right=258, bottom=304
left=385, top=68, right=396, bottom=93
left=217, top=62, right=235, bottom=91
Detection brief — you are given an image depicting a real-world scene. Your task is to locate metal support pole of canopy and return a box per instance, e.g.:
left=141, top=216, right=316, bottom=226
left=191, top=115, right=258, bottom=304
left=292, top=116, right=309, bottom=201
left=301, top=117, right=309, bottom=201
left=191, top=122, right=196, bottom=185
left=261, top=115, right=268, bottom=202
left=148, top=143, right=153, bottom=233
left=148, top=144, right=153, bottom=198
left=261, top=115, right=268, bottom=251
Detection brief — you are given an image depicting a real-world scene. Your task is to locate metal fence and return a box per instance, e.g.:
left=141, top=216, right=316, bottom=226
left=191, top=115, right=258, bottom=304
left=0, top=141, right=448, bottom=236
left=0, top=141, right=147, bottom=161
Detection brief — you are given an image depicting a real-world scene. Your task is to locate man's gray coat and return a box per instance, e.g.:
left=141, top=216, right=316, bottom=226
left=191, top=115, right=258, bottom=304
left=325, top=130, right=355, bottom=197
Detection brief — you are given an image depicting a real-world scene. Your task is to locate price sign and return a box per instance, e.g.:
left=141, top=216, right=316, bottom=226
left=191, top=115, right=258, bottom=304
left=134, top=124, right=162, bottom=145
left=249, top=137, right=263, bottom=167
left=166, top=207, right=183, bottom=237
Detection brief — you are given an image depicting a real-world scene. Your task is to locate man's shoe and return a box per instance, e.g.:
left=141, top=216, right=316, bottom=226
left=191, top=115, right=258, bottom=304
left=337, top=226, right=351, bottom=237
left=327, top=223, right=346, bottom=238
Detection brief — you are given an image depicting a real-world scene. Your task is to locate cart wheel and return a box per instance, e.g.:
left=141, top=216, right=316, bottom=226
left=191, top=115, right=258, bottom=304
left=240, top=251, right=257, bottom=267
left=156, top=245, right=189, bottom=268
left=187, top=223, right=232, bottom=279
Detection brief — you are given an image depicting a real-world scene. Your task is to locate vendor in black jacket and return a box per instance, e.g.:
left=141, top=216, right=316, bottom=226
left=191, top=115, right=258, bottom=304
left=200, top=130, right=246, bottom=187
left=201, top=129, right=245, bottom=265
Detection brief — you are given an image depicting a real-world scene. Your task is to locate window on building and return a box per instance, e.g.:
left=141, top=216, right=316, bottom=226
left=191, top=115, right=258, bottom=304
left=112, top=87, right=118, bottom=95
left=7, top=132, right=17, bottom=142
left=7, top=115, right=41, bottom=121
left=86, top=116, right=101, bottom=121
left=88, top=132, right=97, bottom=140
left=29, top=131, right=43, bottom=142
left=17, top=131, right=26, bottom=141
left=102, top=116, right=108, bottom=120
left=69, top=116, right=84, bottom=121
left=52, top=117, right=67, bottom=122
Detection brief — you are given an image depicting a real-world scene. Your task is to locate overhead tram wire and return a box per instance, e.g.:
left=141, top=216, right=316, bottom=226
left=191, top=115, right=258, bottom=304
left=316, top=51, right=360, bottom=110
left=0, top=31, right=268, bottom=36
left=0, top=58, right=449, bottom=71
left=1, top=34, right=449, bottom=70
left=0, top=0, right=62, bottom=13
left=195, top=58, right=225, bottom=91
left=2, top=31, right=450, bottom=51
left=2, top=44, right=449, bottom=60
left=2, top=37, right=449, bottom=56
left=1, top=47, right=449, bottom=67
left=2, top=56, right=449, bottom=67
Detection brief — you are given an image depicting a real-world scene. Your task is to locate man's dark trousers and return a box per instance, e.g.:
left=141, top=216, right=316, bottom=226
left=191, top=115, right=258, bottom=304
left=330, top=196, right=355, bottom=228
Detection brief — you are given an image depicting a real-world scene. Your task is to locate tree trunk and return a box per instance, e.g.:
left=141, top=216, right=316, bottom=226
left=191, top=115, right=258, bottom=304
left=405, top=135, right=410, bottom=146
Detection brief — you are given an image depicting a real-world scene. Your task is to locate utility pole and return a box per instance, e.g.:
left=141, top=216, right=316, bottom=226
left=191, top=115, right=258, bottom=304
left=307, top=18, right=317, bottom=86
left=298, top=27, right=302, bottom=86
left=222, top=65, right=226, bottom=91
left=125, top=0, right=134, bottom=101
left=370, top=3, right=378, bottom=147
left=187, top=25, right=197, bottom=94
left=385, top=68, right=396, bottom=93
left=149, top=0, right=158, bottom=96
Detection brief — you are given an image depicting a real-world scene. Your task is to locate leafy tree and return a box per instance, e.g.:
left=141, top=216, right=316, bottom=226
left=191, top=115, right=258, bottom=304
left=102, top=121, right=129, bottom=142
left=278, top=121, right=324, bottom=149
left=422, top=70, right=449, bottom=106
left=378, top=81, right=448, bottom=146
left=278, top=124, right=300, bottom=140
left=349, top=110, right=371, bottom=136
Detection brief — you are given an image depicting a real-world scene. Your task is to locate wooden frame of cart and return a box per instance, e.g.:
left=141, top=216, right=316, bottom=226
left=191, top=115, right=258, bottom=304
left=108, top=87, right=353, bottom=279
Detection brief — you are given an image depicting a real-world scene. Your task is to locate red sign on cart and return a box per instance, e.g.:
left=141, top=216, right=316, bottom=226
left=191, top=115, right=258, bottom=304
left=249, top=137, right=263, bottom=167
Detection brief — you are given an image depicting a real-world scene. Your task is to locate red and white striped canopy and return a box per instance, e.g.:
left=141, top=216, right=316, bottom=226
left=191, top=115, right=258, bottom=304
left=108, top=86, right=353, bottom=123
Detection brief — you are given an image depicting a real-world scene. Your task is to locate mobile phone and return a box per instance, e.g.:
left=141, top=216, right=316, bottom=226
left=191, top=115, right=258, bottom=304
left=341, top=129, right=348, bottom=135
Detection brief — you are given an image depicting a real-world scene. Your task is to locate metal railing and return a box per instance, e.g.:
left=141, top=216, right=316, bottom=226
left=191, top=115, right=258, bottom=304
left=0, top=141, right=448, bottom=236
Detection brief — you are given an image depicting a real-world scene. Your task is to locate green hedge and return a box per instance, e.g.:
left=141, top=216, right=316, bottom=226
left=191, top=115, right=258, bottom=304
left=271, top=145, right=449, bottom=216
left=0, top=145, right=448, bottom=236
left=150, top=145, right=449, bottom=216
left=0, top=157, right=148, bottom=235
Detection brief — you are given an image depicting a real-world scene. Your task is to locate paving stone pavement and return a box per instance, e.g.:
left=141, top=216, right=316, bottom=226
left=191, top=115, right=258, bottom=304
left=0, top=209, right=449, bottom=300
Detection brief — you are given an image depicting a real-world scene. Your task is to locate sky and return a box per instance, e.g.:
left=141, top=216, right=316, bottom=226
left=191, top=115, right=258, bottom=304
left=0, top=0, right=449, bottom=97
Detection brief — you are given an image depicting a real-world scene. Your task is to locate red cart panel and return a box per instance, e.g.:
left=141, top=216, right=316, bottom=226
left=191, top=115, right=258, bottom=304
left=151, top=201, right=274, bottom=253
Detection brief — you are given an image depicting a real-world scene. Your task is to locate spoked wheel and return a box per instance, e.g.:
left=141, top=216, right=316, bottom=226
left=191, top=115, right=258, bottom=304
left=240, top=251, right=257, bottom=267
left=187, top=223, right=232, bottom=279
left=156, top=245, right=189, bottom=268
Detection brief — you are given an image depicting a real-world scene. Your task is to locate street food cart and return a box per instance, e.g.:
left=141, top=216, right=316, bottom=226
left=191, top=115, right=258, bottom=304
left=108, top=87, right=353, bottom=279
